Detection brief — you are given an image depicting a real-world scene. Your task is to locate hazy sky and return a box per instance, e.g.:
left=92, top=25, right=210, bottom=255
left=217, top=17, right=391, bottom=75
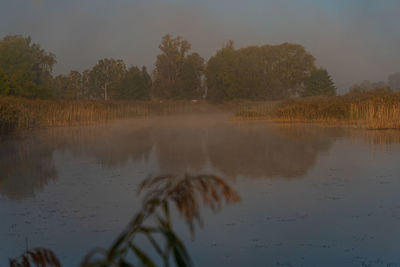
left=1, top=0, right=400, bottom=92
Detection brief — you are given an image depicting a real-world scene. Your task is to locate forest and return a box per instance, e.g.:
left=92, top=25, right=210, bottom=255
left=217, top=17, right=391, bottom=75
left=0, top=34, right=340, bottom=101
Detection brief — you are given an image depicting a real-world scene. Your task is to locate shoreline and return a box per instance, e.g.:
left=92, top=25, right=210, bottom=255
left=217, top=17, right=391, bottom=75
left=2, top=92, right=400, bottom=133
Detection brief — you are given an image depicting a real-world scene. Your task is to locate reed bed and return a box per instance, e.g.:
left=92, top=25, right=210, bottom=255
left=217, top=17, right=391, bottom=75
left=349, top=95, right=400, bottom=129
left=0, top=97, right=212, bottom=132
left=0, top=97, right=151, bottom=131
left=148, top=100, right=214, bottom=115
left=234, top=92, right=400, bottom=129
left=3, top=92, right=400, bottom=132
left=233, top=101, right=280, bottom=119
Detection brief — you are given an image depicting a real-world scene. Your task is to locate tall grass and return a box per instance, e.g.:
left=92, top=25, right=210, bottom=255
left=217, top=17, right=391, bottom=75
left=3, top=92, right=400, bottom=132
left=349, top=95, right=400, bottom=129
left=235, top=92, right=400, bottom=129
left=0, top=97, right=151, bottom=131
left=0, top=97, right=214, bottom=132
left=233, top=101, right=279, bottom=119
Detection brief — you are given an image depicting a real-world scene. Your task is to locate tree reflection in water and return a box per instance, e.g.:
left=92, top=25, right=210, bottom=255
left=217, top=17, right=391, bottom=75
left=0, top=137, right=57, bottom=200
left=0, top=120, right=341, bottom=199
left=4, top=116, right=400, bottom=200
left=10, top=174, right=240, bottom=267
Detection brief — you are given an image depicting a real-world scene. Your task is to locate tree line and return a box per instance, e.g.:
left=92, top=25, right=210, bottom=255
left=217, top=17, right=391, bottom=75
left=349, top=76, right=400, bottom=94
left=0, top=33, right=371, bottom=102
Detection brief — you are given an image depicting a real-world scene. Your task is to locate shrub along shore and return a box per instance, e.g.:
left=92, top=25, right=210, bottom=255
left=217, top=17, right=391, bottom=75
left=235, top=92, right=400, bottom=129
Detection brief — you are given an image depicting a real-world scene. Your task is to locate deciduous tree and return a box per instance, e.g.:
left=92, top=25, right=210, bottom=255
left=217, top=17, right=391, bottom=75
left=0, top=69, right=10, bottom=96
left=0, top=35, right=56, bottom=98
left=115, top=66, right=151, bottom=100
left=88, top=58, right=126, bottom=100
left=52, top=70, right=86, bottom=100
left=206, top=42, right=316, bottom=102
left=152, top=34, right=204, bottom=99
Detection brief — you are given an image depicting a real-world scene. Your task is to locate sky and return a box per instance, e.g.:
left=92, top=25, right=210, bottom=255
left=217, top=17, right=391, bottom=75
left=1, top=0, right=400, bottom=92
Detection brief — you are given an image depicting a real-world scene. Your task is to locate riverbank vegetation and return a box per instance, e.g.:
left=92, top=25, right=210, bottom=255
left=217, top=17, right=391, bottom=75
left=3, top=91, right=399, bottom=132
left=235, top=91, right=400, bottom=129
left=1, top=34, right=400, bottom=131
left=0, top=97, right=216, bottom=132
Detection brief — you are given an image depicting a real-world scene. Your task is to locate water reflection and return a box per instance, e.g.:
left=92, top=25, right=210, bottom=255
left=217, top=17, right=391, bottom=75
left=1, top=115, right=400, bottom=199
left=207, top=124, right=341, bottom=178
left=153, top=126, right=208, bottom=175
left=349, top=129, right=400, bottom=147
left=0, top=137, right=57, bottom=200
left=45, top=123, right=154, bottom=167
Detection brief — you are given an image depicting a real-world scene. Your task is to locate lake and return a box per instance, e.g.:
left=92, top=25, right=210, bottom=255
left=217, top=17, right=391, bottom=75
left=1, top=114, right=400, bottom=266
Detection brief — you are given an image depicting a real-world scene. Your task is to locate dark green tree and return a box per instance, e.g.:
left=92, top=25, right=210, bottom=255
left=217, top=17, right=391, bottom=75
left=206, top=42, right=316, bottom=102
left=266, top=43, right=316, bottom=98
left=178, top=52, right=204, bottom=99
left=88, top=58, right=126, bottom=100
left=0, top=69, right=11, bottom=95
left=205, top=41, right=239, bottom=102
left=301, top=68, right=336, bottom=97
left=52, top=70, right=86, bottom=100
left=152, top=34, right=204, bottom=99
left=0, top=35, right=56, bottom=98
left=115, top=66, right=151, bottom=100
left=52, top=74, right=67, bottom=99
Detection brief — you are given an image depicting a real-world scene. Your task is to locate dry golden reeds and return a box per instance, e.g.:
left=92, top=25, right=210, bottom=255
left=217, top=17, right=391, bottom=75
left=0, top=97, right=214, bottom=132
left=3, top=93, right=400, bottom=132
left=234, top=92, right=400, bottom=129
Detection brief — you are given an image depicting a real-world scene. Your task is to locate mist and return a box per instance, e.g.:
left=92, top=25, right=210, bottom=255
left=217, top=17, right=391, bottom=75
left=1, top=0, right=400, bottom=92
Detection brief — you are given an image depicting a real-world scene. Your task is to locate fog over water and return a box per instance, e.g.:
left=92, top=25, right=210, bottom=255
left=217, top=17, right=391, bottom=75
left=0, top=115, right=340, bottom=199
left=1, top=0, right=400, bottom=92
left=1, top=116, right=400, bottom=266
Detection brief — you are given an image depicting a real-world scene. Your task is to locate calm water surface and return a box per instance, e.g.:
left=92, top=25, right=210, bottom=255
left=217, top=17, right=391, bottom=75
left=1, top=114, right=400, bottom=266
